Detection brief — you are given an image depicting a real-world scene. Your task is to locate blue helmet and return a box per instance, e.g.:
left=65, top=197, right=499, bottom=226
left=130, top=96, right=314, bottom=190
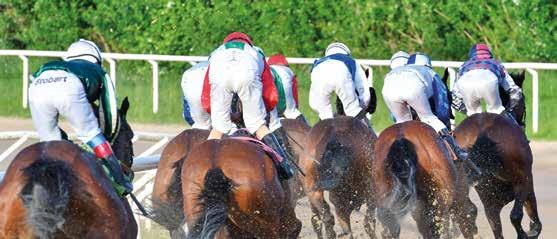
left=407, top=52, right=432, bottom=68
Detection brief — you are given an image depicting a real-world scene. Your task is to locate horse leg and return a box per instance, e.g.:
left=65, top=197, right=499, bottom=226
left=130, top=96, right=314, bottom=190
left=280, top=181, right=302, bottom=239
left=453, top=195, right=479, bottom=239
left=377, top=208, right=400, bottom=239
left=329, top=193, right=353, bottom=239
left=364, top=198, right=378, bottom=239
left=476, top=185, right=508, bottom=239
left=524, top=192, right=542, bottom=238
left=510, top=192, right=528, bottom=239
left=308, top=190, right=336, bottom=239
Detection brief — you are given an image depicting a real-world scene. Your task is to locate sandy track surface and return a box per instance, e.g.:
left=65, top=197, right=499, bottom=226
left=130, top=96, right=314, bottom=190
left=0, top=117, right=555, bottom=238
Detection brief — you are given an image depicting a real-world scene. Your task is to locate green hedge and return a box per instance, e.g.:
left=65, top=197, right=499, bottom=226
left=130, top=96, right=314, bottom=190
left=1, top=1, right=555, bottom=61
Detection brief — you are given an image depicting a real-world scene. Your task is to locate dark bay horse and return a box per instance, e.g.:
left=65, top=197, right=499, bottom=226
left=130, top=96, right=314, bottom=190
left=300, top=116, right=377, bottom=239
left=0, top=98, right=137, bottom=239
left=373, top=121, right=478, bottom=239
left=148, top=117, right=309, bottom=238
left=454, top=112, right=541, bottom=239
left=182, top=138, right=301, bottom=238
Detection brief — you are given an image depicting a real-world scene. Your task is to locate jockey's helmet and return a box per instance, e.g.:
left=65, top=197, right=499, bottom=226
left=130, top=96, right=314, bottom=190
left=268, top=54, right=289, bottom=66
left=65, top=39, right=102, bottom=65
left=325, top=42, right=351, bottom=56
left=223, top=32, right=253, bottom=46
left=468, top=43, right=493, bottom=60
left=407, top=52, right=432, bottom=68
left=390, top=51, right=409, bottom=69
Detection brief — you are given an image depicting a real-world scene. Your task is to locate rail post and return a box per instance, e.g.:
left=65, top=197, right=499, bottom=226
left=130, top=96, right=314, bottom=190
left=18, top=55, right=29, bottom=108
left=526, top=68, right=539, bottom=133
left=148, top=60, right=159, bottom=113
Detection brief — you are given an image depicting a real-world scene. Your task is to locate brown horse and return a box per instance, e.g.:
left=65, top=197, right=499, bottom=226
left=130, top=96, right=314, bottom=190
left=373, top=121, right=478, bottom=239
left=300, top=116, right=376, bottom=238
left=182, top=138, right=302, bottom=238
left=0, top=98, right=137, bottom=239
left=148, top=117, right=309, bottom=238
left=454, top=113, right=541, bottom=239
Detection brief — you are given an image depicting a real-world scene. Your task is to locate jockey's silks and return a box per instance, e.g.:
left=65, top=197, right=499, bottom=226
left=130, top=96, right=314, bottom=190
left=201, top=56, right=279, bottom=114
left=33, top=59, right=118, bottom=141
left=271, top=67, right=287, bottom=114
left=459, top=58, right=506, bottom=81
left=86, top=133, right=114, bottom=159
left=311, top=53, right=357, bottom=82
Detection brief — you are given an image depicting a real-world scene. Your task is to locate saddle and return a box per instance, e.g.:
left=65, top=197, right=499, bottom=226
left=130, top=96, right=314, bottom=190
left=230, top=129, right=284, bottom=165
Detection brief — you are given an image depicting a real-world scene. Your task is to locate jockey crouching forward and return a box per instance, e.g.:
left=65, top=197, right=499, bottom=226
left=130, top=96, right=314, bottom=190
left=28, top=39, right=132, bottom=195
left=267, top=54, right=308, bottom=132
left=181, top=61, right=211, bottom=129
left=309, top=42, right=372, bottom=128
left=382, top=52, right=480, bottom=174
left=452, top=43, right=523, bottom=125
left=201, top=32, right=295, bottom=181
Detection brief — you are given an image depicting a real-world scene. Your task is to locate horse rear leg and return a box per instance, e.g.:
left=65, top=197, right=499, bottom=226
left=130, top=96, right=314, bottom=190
left=308, top=190, right=336, bottom=239
left=476, top=184, right=510, bottom=239
left=510, top=191, right=528, bottom=239
left=524, top=191, right=542, bottom=238
left=364, top=198, right=378, bottom=239
left=377, top=208, right=400, bottom=238
left=453, top=194, right=479, bottom=239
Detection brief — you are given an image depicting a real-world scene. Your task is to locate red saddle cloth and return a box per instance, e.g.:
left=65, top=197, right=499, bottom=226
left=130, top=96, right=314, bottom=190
left=231, top=135, right=284, bottom=164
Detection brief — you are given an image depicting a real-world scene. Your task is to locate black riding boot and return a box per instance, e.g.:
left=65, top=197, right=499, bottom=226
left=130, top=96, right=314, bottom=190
left=262, top=132, right=295, bottom=181
left=102, top=154, right=133, bottom=196
left=356, top=110, right=372, bottom=129
left=439, top=129, right=481, bottom=176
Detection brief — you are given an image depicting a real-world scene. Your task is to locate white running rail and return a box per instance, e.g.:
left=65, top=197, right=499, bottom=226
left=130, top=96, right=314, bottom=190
left=2, top=50, right=557, bottom=132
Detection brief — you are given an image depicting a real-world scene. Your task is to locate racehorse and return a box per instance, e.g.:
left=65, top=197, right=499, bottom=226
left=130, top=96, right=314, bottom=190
left=372, top=121, right=478, bottom=239
left=300, top=116, right=377, bottom=239
left=182, top=138, right=302, bottom=238
left=453, top=72, right=541, bottom=239
left=148, top=116, right=309, bottom=238
left=0, top=98, right=137, bottom=239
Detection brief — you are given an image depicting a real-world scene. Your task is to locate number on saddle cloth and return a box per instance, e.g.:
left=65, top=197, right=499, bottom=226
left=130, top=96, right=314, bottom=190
left=231, top=136, right=284, bottom=164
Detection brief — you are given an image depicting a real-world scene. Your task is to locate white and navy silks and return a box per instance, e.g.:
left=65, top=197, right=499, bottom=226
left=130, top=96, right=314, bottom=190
left=181, top=61, right=212, bottom=129
left=382, top=64, right=451, bottom=132
left=309, top=53, right=370, bottom=120
left=452, top=58, right=521, bottom=116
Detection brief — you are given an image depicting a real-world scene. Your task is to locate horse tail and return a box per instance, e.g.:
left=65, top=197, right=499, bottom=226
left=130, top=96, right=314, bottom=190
left=187, top=168, right=233, bottom=239
left=317, top=129, right=353, bottom=190
left=385, top=138, right=417, bottom=218
left=20, top=158, right=74, bottom=239
left=469, top=133, right=503, bottom=175
left=147, top=158, right=186, bottom=238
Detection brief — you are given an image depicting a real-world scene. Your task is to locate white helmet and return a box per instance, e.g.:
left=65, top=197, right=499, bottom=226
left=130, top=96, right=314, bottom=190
left=390, top=51, right=409, bottom=69
left=325, top=42, right=351, bottom=56
left=407, top=52, right=432, bottom=68
left=65, top=39, right=102, bottom=64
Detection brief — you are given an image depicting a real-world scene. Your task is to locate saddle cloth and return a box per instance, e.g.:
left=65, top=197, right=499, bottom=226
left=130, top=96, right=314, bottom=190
left=231, top=133, right=284, bottom=164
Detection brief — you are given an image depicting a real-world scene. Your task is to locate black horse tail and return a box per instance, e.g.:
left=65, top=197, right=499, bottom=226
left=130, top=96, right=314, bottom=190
left=385, top=138, right=417, bottom=218
left=469, top=133, right=503, bottom=176
left=19, top=158, right=74, bottom=239
left=147, top=158, right=187, bottom=239
left=187, top=168, right=233, bottom=239
left=317, top=129, right=353, bottom=190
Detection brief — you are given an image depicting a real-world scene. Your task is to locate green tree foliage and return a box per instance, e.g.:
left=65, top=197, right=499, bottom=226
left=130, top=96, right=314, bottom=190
left=0, top=0, right=555, bottom=61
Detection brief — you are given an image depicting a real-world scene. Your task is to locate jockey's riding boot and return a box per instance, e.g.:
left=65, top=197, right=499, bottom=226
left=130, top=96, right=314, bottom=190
left=262, top=132, right=295, bottom=181
left=502, top=110, right=519, bottom=126
left=296, top=114, right=309, bottom=125
left=274, top=127, right=293, bottom=159
left=103, top=154, right=133, bottom=196
left=356, top=110, right=372, bottom=129
left=439, top=129, right=482, bottom=177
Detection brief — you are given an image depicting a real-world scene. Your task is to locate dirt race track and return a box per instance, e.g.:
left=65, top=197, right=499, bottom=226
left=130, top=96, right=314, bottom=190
left=0, top=117, right=555, bottom=238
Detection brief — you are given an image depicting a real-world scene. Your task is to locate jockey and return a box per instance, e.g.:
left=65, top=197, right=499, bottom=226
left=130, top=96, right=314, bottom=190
left=181, top=61, right=211, bottom=129
left=28, top=39, right=132, bottom=195
left=202, top=32, right=295, bottom=180
left=309, top=42, right=372, bottom=128
left=267, top=54, right=307, bottom=129
left=452, top=43, right=522, bottom=122
left=382, top=52, right=471, bottom=165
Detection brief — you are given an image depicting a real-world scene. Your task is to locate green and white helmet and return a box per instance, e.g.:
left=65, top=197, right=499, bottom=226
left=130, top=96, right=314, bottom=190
left=65, top=39, right=102, bottom=65
left=325, top=42, right=351, bottom=56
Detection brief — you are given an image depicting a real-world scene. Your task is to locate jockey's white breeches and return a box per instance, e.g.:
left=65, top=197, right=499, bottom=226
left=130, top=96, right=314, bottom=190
left=382, top=70, right=447, bottom=132
left=272, top=65, right=302, bottom=119
left=208, top=50, right=268, bottom=134
left=454, top=69, right=505, bottom=116
left=28, top=70, right=101, bottom=143
left=181, top=69, right=211, bottom=130
left=309, top=61, right=363, bottom=119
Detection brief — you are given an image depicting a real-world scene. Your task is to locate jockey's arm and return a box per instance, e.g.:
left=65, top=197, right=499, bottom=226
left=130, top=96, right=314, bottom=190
left=354, top=65, right=371, bottom=108
left=451, top=83, right=467, bottom=114
left=99, top=73, right=119, bottom=140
